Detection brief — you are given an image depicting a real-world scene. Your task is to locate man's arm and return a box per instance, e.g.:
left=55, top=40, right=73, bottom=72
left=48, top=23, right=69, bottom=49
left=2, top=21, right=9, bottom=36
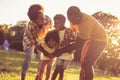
left=52, top=38, right=86, bottom=57
left=36, top=45, right=55, bottom=58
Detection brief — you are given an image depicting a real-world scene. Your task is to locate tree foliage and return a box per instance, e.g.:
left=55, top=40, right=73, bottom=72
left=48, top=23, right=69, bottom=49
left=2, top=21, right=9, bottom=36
left=0, top=24, right=9, bottom=46
left=8, top=26, right=25, bottom=51
left=92, top=11, right=120, bottom=76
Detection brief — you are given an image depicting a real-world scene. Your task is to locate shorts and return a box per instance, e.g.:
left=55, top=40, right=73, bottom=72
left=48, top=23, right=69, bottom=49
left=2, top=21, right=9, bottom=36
left=56, top=58, right=72, bottom=69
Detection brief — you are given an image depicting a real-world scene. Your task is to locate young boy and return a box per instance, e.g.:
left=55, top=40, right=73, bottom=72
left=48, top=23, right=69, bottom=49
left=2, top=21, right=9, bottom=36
left=35, top=30, right=60, bottom=80
left=51, top=14, right=76, bottom=80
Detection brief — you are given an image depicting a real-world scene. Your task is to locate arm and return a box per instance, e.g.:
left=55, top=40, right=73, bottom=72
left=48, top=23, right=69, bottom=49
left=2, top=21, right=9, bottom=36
left=52, top=38, right=86, bottom=57
left=36, top=45, right=55, bottom=58
left=27, top=22, right=39, bottom=45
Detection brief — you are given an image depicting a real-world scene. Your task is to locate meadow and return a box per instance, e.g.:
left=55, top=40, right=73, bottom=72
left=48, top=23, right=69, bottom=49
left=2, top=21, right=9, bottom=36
left=0, top=49, right=120, bottom=80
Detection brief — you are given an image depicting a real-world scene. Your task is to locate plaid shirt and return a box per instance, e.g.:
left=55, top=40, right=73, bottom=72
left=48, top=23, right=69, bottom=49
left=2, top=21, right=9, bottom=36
left=23, top=15, right=52, bottom=51
left=60, top=28, right=77, bottom=48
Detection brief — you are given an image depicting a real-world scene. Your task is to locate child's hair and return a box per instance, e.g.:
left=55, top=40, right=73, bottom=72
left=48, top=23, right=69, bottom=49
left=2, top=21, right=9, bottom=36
left=45, top=30, right=60, bottom=44
left=27, top=4, right=44, bottom=21
left=53, top=14, right=66, bottom=24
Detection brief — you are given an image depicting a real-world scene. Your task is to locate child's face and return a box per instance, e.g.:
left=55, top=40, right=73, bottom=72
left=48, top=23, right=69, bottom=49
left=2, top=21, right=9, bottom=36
left=54, top=19, right=64, bottom=30
left=47, top=38, right=57, bottom=48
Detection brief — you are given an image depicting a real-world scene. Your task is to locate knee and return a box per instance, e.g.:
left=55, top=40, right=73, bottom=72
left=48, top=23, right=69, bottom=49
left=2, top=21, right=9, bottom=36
left=25, top=54, right=32, bottom=62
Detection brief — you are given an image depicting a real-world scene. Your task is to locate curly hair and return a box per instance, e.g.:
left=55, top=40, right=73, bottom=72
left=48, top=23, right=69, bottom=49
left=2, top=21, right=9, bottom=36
left=45, top=30, right=60, bottom=44
left=27, top=4, right=44, bottom=21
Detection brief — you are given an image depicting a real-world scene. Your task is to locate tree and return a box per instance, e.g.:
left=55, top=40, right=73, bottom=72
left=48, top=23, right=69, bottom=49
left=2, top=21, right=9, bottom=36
left=92, top=11, right=120, bottom=59
left=8, top=25, right=25, bottom=51
left=0, top=24, right=9, bottom=47
left=92, top=11, right=120, bottom=76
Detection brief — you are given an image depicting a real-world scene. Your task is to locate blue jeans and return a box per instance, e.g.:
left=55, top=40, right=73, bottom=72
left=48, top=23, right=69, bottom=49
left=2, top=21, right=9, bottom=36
left=21, top=45, right=35, bottom=75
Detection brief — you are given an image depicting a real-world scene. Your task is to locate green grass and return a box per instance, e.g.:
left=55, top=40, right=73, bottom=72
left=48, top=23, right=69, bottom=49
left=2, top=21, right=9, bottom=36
left=0, top=49, right=120, bottom=80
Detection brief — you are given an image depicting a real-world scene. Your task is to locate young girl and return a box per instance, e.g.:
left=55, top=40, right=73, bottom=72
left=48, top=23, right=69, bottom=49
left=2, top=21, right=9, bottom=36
left=35, top=30, right=60, bottom=80
left=51, top=14, right=77, bottom=80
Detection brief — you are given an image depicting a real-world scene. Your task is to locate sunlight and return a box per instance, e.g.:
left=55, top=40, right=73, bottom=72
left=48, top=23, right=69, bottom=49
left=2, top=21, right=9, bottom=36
left=0, top=0, right=120, bottom=25
left=112, top=39, right=119, bottom=46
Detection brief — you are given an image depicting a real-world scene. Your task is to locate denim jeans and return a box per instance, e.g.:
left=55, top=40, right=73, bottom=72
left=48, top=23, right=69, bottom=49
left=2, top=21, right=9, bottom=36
left=21, top=45, right=35, bottom=75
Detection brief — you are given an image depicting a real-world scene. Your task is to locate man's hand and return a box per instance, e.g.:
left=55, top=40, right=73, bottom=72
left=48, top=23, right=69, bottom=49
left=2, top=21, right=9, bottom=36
left=52, top=49, right=62, bottom=57
left=36, top=45, right=55, bottom=59
left=48, top=54, right=55, bottom=59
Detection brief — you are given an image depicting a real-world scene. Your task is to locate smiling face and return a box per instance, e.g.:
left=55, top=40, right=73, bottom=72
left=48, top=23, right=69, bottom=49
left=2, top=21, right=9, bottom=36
left=54, top=19, right=65, bottom=30
left=53, top=14, right=66, bottom=31
left=45, top=30, right=60, bottom=49
left=47, top=38, right=57, bottom=48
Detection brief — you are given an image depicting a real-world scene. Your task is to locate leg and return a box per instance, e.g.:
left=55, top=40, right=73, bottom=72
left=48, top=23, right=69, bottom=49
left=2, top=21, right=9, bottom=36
left=58, top=68, right=64, bottom=80
left=37, top=60, right=49, bottom=80
left=80, top=41, right=106, bottom=80
left=35, top=59, right=42, bottom=80
left=35, top=53, right=42, bottom=80
left=45, top=60, right=55, bottom=80
left=21, top=46, right=35, bottom=80
left=59, top=60, right=71, bottom=80
left=51, top=66, right=59, bottom=80
left=51, top=59, right=62, bottom=80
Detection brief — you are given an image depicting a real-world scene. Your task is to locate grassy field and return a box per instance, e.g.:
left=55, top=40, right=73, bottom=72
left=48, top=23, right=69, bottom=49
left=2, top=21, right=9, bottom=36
left=0, top=49, right=120, bottom=80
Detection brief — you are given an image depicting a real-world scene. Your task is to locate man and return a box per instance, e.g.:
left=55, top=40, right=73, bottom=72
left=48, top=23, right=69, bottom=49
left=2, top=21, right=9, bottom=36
left=21, top=4, right=52, bottom=80
left=53, top=6, right=108, bottom=80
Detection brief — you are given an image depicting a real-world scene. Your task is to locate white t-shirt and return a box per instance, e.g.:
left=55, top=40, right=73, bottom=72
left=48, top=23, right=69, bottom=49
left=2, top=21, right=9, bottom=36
left=38, top=42, right=56, bottom=60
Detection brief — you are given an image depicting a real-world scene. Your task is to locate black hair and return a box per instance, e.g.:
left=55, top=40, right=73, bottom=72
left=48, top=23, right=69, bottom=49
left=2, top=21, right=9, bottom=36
left=67, top=6, right=81, bottom=16
left=54, top=14, right=66, bottom=24
left=45, top=30, right=60, bottom=44
left=27, top=4, right=44, bottom=21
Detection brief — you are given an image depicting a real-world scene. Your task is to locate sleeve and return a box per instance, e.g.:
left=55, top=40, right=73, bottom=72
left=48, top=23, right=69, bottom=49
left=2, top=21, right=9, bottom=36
left=66, top=29, right=77, bottom=40
left=40, top=43, right=47, bottom=49
left=27, top=22, right=39, bottom=45
left=61, top=29, right=77, bottom=47
left=36, top=43, right=55, bottom=58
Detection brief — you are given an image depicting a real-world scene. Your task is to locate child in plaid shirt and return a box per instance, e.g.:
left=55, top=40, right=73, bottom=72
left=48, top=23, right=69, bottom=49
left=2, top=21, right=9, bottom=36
left=51, top=14, right=77, bottom=80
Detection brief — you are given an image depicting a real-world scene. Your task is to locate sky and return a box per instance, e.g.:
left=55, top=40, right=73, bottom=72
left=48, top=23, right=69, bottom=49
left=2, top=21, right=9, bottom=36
left=0, top=0, right=120, bottom=26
